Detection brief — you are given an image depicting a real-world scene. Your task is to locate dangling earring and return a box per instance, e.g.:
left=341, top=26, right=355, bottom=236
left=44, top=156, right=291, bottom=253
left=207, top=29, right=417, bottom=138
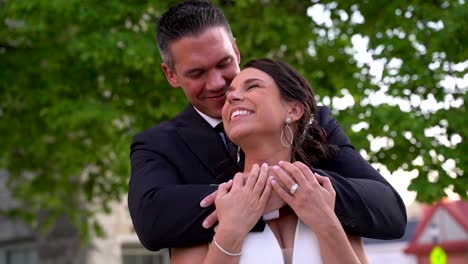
left=237, top=146, right=241, bottom=164
left=280, top=117, right=294, bottom=147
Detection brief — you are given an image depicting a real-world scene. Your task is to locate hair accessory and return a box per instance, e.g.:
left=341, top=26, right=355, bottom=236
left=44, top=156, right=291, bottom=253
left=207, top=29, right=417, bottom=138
left=281, top=117, right=294, bottom=147
left=301, top=113, right=315, bottom=141
left=213, top=236, right=243, bottom=257
left=290, top=182, right=299, bottom=195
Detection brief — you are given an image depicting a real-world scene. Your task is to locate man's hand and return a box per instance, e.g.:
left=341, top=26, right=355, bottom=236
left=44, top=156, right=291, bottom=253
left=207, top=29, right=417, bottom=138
left=200, top=180, right=233, bottom=229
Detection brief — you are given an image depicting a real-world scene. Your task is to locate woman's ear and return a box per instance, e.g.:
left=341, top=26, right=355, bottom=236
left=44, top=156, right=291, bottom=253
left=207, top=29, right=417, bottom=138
left=288, top=102, right=304, bottom=122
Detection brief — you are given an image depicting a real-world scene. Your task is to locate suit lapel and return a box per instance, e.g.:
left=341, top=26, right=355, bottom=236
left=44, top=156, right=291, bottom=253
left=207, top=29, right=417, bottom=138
left=175, top=105, right=234, bottom=181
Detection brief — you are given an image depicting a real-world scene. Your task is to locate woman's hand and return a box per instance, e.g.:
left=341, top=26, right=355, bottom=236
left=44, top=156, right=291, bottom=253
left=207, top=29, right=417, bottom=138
left=270, top=161, right=337, bottom=232
left=215, top=163, right=272, bottom=238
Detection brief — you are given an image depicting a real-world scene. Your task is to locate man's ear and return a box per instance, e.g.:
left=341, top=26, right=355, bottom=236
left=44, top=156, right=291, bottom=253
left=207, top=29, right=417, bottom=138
left=288, top=102, right=305, bottom=122
left=232, top=37, right=241, bottom=64
left=161, top=63, right=180, bottom=88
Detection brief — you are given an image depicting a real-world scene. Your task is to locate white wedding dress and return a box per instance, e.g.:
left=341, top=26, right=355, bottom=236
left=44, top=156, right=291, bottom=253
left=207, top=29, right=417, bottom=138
left=239, top=220, right=323, bottom=264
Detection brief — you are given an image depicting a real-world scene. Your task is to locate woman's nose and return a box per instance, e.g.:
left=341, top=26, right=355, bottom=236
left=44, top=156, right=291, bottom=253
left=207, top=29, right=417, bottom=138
left=226, top=87, right=243, bottom=102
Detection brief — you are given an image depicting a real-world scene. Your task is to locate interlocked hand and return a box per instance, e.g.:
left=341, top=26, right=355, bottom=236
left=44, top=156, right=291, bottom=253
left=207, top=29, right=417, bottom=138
left=271, top=161, right=336, bottom=231
left=215, top=163, right=272, bottom=237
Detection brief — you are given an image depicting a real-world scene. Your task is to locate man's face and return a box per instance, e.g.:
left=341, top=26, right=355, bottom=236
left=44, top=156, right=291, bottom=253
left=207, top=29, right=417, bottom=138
left=162, top=26, right=241, bottom=119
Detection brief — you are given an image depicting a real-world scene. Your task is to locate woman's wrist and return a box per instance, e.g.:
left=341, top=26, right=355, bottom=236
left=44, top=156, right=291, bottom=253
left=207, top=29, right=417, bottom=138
left=313, top=215, right=345, bottom=239
left=214, top=224, right=247, bottom=254
left=305, top=209, right=342, bottom=237
left=313, top=216, right=362, bottom=264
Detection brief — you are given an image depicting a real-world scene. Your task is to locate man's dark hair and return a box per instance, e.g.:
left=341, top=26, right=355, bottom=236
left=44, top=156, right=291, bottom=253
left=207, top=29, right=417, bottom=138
left=156, top=0, right=233, bottom=69
left=243, top=59, right=338, bottom=165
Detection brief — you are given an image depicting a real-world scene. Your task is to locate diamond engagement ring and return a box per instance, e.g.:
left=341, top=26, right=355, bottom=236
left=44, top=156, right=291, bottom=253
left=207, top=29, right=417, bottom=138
left=290, top=183, right=299, bottom=196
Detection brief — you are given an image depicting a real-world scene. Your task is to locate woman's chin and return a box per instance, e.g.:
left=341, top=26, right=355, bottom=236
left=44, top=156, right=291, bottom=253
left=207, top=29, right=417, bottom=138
left=228, top=128, right=252, bottom=147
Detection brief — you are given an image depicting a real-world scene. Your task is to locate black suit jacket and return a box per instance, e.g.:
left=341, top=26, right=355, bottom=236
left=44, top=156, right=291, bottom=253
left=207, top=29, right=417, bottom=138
left=128, top=105, right=407, bottom=251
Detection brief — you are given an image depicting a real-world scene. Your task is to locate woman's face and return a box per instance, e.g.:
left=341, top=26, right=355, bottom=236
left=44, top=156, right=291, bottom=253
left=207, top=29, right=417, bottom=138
left=222, top=67, right=292, bottom=146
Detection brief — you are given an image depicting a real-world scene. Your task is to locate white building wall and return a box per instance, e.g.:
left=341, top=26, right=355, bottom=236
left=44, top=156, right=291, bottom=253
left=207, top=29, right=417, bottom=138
left=364, top=242, right=417, bottom=264
left=418, top=208, right=468, bottom=244
left=86, top=198, right=134, bottom=264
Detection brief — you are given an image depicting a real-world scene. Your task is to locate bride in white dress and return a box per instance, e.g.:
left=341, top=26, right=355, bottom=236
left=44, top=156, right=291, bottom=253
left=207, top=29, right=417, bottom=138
left=171, top=59, right=368, bottom=264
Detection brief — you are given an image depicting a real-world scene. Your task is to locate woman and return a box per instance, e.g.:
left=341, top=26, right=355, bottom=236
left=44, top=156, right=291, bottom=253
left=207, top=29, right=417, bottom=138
left=171, top=59, right=368, bottom=264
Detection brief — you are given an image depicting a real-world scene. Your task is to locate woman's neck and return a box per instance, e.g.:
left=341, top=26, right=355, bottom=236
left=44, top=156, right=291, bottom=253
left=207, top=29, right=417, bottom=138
left=242, top=143, right=292, bottom=172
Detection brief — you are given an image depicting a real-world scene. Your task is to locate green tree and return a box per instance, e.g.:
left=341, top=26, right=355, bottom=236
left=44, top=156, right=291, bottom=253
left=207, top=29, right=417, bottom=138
left=302, top=0, right=467, bottom=202
left=0, top=0, right=466, bottom=240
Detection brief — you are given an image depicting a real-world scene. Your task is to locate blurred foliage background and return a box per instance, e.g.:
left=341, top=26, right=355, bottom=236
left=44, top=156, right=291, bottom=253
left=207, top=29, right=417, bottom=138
left=0, top=0, right=466, bottom=240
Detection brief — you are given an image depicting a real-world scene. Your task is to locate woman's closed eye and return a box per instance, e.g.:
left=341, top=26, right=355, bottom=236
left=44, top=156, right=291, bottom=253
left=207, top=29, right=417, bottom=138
left=246, top=84, right=259, bottom=90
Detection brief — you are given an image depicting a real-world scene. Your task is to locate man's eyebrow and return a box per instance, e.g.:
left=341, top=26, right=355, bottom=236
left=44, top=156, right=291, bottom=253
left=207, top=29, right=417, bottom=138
left=182, top=56, right=232, bottom=76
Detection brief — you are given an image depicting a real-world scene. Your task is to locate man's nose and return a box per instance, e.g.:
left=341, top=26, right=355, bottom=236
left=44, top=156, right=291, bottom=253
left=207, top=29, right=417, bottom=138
left=206, top=70, right=226, bottom=91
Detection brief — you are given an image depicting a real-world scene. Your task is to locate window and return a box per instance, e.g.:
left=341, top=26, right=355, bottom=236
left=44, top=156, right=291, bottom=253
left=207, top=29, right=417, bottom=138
left=0, top=248, right=37, bottom=264
left=122, top=254, right=166, bottom=264
left=121, top=245, right=169, bottom=264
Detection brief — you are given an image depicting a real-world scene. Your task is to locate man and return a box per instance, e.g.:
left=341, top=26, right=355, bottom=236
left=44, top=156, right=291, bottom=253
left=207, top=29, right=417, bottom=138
left=128, top=0, right=406, bottom=251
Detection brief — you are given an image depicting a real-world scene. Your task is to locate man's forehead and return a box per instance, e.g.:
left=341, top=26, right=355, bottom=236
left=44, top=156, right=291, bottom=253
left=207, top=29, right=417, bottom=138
left=169, top=28, right=236, bottom=70
left=187, top=26, right=232, bottom=42
left=169, top=27, right=232, bottom=52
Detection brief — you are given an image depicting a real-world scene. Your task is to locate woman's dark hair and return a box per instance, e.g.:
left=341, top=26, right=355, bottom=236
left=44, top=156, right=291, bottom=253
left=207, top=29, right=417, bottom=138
left=243, top=59, right=338, bottom=164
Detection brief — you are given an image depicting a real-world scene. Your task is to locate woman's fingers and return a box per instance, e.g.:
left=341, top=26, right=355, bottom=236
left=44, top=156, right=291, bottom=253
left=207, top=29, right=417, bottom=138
left=315, top=173, right=335, bottom=198
left=292, top=161, right=319, bottom=186
left=271, top=164, right=300, bottom=195
left=278, top=161, right=307, bottom=186
left=270, top=177, right=294, bottom=205
left=232, top=172, right=245, bottom=189
left=253, top=163, right=269, bottom=195
left=258, top=177, right=272, bottom=206
left=245, top=163, right=260, bottom=189
left=225, top=178, right=233, bottom=190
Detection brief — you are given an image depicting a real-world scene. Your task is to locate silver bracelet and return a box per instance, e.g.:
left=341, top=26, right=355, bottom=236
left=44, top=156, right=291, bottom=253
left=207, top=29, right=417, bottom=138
left=213, top=236, right=242, bottom=257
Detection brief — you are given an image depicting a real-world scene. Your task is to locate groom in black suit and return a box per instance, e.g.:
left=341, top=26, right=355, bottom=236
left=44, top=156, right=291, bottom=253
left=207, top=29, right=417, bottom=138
left=128, top=0, right=407, bottom=251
